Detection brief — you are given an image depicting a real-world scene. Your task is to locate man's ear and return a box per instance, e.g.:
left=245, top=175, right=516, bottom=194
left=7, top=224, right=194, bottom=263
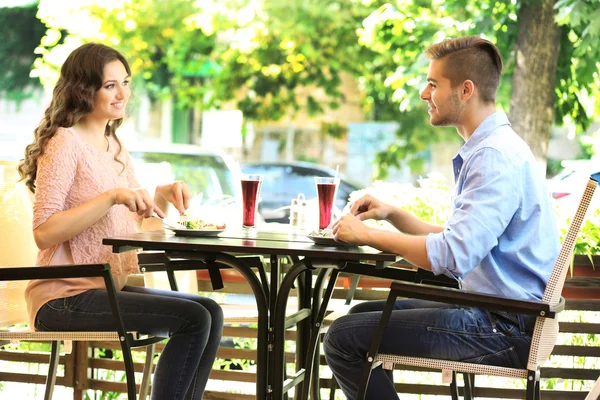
left=461, top=80, right=475, bottom=101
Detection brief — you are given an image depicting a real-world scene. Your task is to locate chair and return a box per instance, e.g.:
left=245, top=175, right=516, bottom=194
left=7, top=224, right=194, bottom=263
left=357, top=176, right=598, bottom=400
left=0, top=160, right=162, bottom=400
left=0, top=265, right=163, bottom=400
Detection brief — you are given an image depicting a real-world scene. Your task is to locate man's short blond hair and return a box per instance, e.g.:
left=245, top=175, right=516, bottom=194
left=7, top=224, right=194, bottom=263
left=425, top=36, right=503, bottom=104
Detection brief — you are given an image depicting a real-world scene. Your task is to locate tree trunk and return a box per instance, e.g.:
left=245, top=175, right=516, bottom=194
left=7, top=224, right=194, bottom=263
left=509, top=0, right=562, bottom=172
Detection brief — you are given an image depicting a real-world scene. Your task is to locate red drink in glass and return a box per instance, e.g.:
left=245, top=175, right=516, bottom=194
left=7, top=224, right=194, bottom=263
left=241, top=175, right=262, bottom=227
left=315, top=177, right=339, bottom=230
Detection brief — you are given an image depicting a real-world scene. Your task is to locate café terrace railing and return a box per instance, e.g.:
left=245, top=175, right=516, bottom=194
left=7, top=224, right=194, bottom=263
left=0, top=256, right=599, bottom=400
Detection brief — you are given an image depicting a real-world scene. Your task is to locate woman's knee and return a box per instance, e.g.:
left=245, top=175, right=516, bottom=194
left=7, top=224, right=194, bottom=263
left=177, top=302, right=212, bottom=335
left=200, top=297, right=224, bottom=326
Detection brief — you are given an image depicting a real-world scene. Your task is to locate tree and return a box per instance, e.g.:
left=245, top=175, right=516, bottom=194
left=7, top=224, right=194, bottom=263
left=32, top=0, right=599, bottom=175
left=212, top=0, right=376, bottom=158
left=34, top=0, right=236, bottom=142
left=358, top=0, right=600, bottom=176
left=0, top=4, right=46, bottom=103
left=34, top=0, right=374, bottom=149
left=34, top=0, right=226, bottom=97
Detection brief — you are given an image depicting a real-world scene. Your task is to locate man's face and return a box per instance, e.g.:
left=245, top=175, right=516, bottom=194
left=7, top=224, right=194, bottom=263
left=420, top=58, right=464, bottom=127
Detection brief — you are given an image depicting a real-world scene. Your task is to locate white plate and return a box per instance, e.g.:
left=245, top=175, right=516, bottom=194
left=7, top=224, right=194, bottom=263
left=166, top=226, right=226, bottom=237
left=307, top=233, right=350, bottom=247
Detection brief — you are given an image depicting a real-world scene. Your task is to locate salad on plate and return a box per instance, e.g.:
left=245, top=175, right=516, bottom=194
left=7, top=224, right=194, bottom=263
left=163, top=219, right=227, bottom=237
left=307, top=229, right=351, bottom=246
left=180, top=220, right=227, bottom=230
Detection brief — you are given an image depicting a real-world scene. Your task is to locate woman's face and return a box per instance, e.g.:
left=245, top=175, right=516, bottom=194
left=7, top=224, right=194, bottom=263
left=88, top=60, right=130, bottom=122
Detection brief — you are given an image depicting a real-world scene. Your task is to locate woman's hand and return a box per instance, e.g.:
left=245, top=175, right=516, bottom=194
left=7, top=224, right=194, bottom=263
left=332, top=213, right=372, bottom=246
left=155, top=181, right=191, bottom=215
left=349, top=194, right=392, bottom=221
left=112, top=188, right=163, bottom=218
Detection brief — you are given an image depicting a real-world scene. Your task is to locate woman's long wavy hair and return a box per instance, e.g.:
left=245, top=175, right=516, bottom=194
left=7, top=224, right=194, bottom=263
left=18, top=43, right=131, bottom=193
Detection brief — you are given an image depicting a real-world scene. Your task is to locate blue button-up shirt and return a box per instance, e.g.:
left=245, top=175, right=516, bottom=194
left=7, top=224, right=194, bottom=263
left=426, top=111, right=560, bottom=301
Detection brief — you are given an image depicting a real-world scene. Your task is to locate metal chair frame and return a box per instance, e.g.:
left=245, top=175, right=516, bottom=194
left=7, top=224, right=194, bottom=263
left=0, top=264, right=164, bottom=400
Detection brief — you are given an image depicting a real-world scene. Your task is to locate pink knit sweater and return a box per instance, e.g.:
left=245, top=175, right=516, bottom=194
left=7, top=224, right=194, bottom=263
left=25, top=127, right=142, bottom=328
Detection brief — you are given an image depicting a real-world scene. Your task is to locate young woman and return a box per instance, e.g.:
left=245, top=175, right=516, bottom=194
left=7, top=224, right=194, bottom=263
left=18, top=43, right=223, bottom=400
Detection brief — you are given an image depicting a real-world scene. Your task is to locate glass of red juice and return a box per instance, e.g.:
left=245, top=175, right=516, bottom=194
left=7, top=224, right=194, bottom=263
left=241, top=174, right=263, bottom=227
left=315, top=177, right=340, bottom=230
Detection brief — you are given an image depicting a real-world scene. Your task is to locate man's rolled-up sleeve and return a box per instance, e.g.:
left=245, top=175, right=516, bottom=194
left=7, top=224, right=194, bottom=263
left=426, top=148, right=520, bottom=279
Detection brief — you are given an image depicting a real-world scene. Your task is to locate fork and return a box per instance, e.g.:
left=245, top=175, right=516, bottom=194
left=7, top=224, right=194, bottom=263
left=153, top=212, right=187, bottom=229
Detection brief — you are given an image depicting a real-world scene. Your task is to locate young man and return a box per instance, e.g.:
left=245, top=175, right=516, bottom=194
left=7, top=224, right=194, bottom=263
left=324, top=36, right=559, bottom=399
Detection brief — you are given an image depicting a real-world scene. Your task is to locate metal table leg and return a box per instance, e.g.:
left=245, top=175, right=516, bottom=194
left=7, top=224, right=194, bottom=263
left=301, top=268, right=340, bottom=400
left=165, top=251, right=269, bottom=400
left=294, top=268, right=312, bottom=400
left=273, top=260, right=344, bottom=400
left=272, top=259, right=311, bottom=399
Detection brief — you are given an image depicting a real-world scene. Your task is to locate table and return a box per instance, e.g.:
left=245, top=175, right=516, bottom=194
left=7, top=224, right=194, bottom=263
left=103, top=228, right=402, bottom=399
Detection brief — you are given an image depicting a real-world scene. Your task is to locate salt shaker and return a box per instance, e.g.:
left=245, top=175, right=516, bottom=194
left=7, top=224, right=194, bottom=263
left=289, top=193, right=307, bottom=228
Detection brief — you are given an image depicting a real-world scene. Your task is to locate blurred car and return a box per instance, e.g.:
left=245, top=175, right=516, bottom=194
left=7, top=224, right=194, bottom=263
left=547, top=159, right=600, bottom=200
left=128, top=144, right=243, bottom=225
left=242, top=161, right=362, bottom=223
left=547, top=159, right=600, bottom=224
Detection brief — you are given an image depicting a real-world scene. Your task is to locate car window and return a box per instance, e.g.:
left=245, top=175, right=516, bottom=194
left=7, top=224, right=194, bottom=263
left=130, top=152, right=236, bottom=200
left=244, top=164, right=359, bottom=202
left=245, top=165, right=284, bottom=197
left=285, top=167, right=318, bottom=198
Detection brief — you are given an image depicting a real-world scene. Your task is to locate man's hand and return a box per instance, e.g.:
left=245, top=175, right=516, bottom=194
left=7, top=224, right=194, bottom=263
left=155, top=181, right=191, bottom=215
left=350, top=194, right=391, bottom=221
left=332, top=213, right=372, bottom=246
left=112, top=188, right=162, bottom=218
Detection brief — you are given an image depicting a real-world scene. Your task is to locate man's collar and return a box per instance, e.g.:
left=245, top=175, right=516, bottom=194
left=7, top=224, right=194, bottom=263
left=455, top=111, right=511, bottom=161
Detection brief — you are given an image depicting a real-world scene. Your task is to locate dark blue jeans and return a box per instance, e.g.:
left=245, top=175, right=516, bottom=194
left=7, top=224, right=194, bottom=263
left=35, top=285, right=223, bottom=400
left=323, top=299, right=535, bottom=400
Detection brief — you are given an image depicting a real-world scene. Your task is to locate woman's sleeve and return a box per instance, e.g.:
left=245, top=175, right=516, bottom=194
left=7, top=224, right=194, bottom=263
left=32, top=129, right=79, bottom=230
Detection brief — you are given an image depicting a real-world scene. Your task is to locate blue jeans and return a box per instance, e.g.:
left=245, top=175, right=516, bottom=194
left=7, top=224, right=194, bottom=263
left=323, top=299, right=535, bottom=400
left=35, top=285, right=223, bottom=400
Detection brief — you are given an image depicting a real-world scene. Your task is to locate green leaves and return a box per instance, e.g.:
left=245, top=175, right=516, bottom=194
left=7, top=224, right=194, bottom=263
left=552, top=0, right=600, bottom=134
left=214, top=0, right=374, bottom=123
left=357, top=0, right=599, bottom=175
left=0, top=5, right=46, bottom=102
left=35, top=0, right=228, bottom=108
left=28, top=0, right=600, bottom=162
left=558, top=206, right=600, bottom=270
left=355, top=0, right=512, bottom=178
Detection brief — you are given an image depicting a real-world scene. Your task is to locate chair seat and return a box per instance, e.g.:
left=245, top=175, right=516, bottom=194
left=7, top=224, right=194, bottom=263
left=0, top=330, right=137, bottom=341
left=375, top=353, right=529, bottom=380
